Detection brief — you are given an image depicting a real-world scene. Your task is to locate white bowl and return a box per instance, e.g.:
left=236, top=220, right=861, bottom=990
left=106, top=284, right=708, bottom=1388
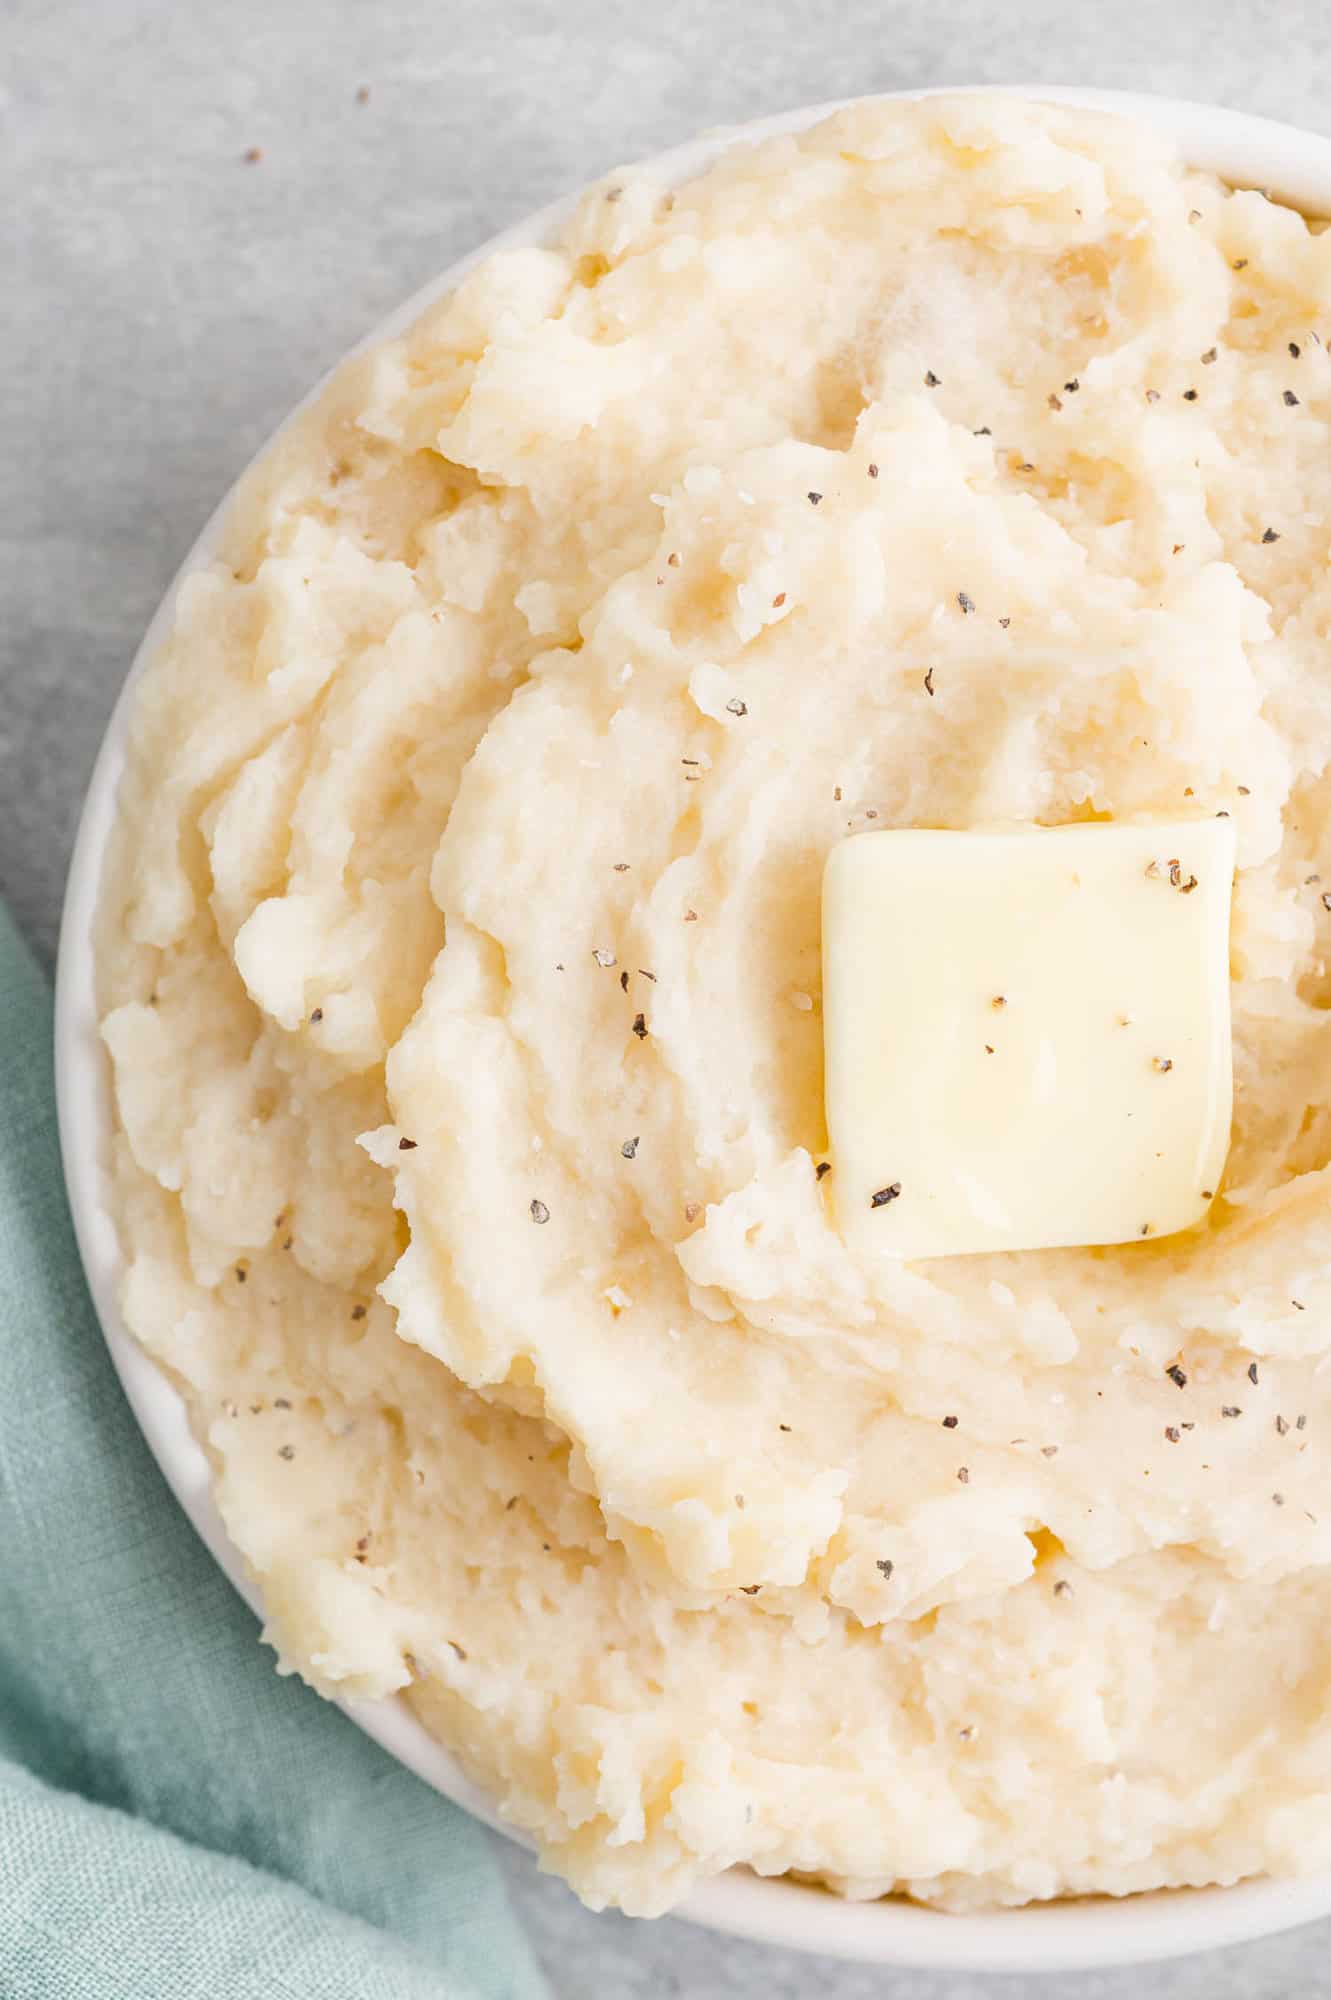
left=55, top=85, right=1331, bottom=1973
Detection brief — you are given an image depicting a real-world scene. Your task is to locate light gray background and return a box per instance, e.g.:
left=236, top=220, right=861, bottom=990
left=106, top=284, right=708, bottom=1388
left=7, top=2, right=1331, bottom=1993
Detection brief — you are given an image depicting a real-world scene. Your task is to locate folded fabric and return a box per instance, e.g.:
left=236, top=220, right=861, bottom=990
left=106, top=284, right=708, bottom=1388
left=0, top=901, right=548, bottom=2000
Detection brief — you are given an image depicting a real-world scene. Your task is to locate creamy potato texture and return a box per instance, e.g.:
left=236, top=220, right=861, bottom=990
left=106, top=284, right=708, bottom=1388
left=98, top=96, right=1331, bottom=1914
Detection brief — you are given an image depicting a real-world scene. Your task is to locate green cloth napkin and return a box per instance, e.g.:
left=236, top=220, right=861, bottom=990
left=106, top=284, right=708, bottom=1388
left=0, top=901, right=549, bottom=2000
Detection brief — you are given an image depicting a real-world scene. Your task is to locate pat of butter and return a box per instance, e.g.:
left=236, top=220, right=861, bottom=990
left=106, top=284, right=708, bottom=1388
left=821, top=820, right=1236, bottom=1260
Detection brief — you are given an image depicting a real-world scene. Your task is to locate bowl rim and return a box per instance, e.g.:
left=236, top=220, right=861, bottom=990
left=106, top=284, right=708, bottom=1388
left=54, top=82, right=1331, bottom=1973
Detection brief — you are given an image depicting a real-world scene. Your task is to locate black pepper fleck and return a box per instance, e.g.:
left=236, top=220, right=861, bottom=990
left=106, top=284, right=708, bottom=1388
left=530, top=1199, right=550, bottom=1225
left=957, top=1466, right=970, bottom=1484
left=815, top=1161, right=832, bottom=1181
left=876, top=1558, right=894, bottom=1578
left=1262, top=527, right=1281, bottom=543
left=1290, top=341, right=1302, bottom=358
left=942, top=1414, right=959, bottom=1429
left=1164, top=1426, right=1181, bottom=1443
left=957, top=592, right=975, bottom=614
left=1222, top=1405, right=1242, bottom=1418
left=277, top=1444, right=295, bottom=1460
left=726, top=697, right=748, bottom=716
left=1166, top=1364, right=1188, bottom=1388
left=924, top=370, right=941, bottom=387
left=1201, top=348, right=1218, bottom=365
left=1284, top=390, right=1301, bottom=407
left=632, top=1013, right=648, bottom=1039
left=870, top=1183, right=902, bottom=1209
left=1183, top=389, right=1199, bottom=401
left=351, top=1305, right=367, bottom=1321
left=807, top=491, right=823, bottom=506
left=924, top=667, right=935, bottom=696
left=398, top=1137, right=417, bottom=1151
left=309, top=1007, right=323, bottom=1023
left=621, top=1136, right=639, bottom=1160
left=1248, top=1361, right=1260, bottom=1385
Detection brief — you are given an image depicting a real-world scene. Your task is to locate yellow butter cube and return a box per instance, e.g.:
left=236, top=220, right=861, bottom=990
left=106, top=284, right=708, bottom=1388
left=821, top=820, right=1236, bottom=1260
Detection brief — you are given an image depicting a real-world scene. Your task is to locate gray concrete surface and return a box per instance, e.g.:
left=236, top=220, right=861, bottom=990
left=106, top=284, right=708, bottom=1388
left=8, top=1, right=1331, bottom=1993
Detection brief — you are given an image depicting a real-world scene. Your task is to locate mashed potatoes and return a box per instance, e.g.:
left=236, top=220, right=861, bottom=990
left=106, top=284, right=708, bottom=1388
left=96, top=95, right=1331, bottom=1914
